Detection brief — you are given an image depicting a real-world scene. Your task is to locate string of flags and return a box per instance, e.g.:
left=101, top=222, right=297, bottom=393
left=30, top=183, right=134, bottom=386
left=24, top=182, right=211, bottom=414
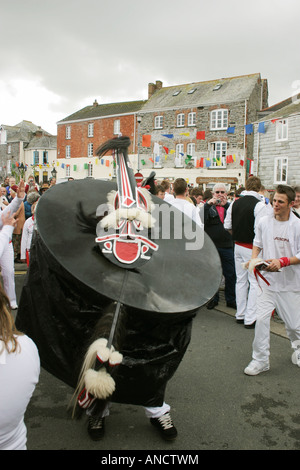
left=140, top=117, right=278, bottom=167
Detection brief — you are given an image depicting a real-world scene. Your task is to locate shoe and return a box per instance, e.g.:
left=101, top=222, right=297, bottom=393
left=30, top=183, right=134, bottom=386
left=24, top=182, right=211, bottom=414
left=87, top=416, right=105, bottom=440
left=206, top=299, right=218, bottom=310
left=226, top=301, right=237, bottom=309
left=244, top=321, right=256, bottom=329
left=150, top=412, right=178, bottom=441
left=291, top=349, right=300, bottom=367
left=244, top=360, right=270, bottom=376
left=236, top=319, right=244, bottom=324
left=10, top=303, right=18, bottom=310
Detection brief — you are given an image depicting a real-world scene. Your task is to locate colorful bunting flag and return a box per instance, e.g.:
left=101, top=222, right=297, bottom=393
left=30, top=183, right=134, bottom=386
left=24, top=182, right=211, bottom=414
left=142, top=134, right=151, bottom=147
left=163, top=146, right=169, bottom=154
left=258, top=122, right=266, bottom=133
left=227, top=127, right=235, bottom=134
left=196, top=131, right=205, bottom=140
left=162, top=134, right=174, bottom=139
left=245, top=124, right=253, bottom=135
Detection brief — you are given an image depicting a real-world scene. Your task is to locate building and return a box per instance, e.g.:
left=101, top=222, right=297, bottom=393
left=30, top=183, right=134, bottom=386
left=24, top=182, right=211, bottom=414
left=0, top=120, right=56, bottom=183
left=56, top=73, right=268, bottom=189
left=253, top=95, right=300, bottom=189
left=56, top=99, right=146, bottom=180
left=138, top=74, right=268, bottom=190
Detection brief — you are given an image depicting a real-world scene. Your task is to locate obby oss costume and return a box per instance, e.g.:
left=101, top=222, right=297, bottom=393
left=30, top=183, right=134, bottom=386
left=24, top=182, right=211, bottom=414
left=16, top=137, right=221, bottom=428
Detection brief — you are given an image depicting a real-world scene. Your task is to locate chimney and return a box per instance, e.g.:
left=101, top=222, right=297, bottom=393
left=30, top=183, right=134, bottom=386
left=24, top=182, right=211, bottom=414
left=148, top=83, right=156, bottom=99
left=93, top=99, right=98, bottom=107
left=148, top=81, right=163, bottom=99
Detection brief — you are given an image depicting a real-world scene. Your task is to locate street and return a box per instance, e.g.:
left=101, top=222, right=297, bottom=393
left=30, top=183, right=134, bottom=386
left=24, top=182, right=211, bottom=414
left=14, top=268, right=300, bottom=451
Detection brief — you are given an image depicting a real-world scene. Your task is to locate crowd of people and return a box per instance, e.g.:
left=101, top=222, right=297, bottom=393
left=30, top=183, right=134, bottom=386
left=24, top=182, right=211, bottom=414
left=154, top=176, right=300, bottom=376
left=0, top=172, right=299, bottom=450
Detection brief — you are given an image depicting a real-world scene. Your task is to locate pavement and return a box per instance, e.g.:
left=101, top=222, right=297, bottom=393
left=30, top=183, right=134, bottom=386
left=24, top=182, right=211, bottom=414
left=12, top=266, right=300, bottom=451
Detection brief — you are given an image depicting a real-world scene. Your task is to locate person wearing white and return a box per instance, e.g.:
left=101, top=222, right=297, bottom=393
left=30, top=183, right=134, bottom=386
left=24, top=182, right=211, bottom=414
left=20, top=199, right=39, bottom=265
left=224, top=177, right=269, bottom=326
left=0, top=335, right=40, bottom=450
left=244, top=185, right=300, bottom=375
left=169, top=178, right=203, bottom=228
left=0, top=180, right=26, bottom=309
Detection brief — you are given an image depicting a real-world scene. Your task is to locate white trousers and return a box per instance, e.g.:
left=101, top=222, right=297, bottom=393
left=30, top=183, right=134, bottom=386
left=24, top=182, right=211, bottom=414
left=88, top=401, right=170, bottom=419
left=0, top=242, right=17, bottom=306
left=234, top=244, right=258, bottom=325
left=252, top=289, right=300, bottom=363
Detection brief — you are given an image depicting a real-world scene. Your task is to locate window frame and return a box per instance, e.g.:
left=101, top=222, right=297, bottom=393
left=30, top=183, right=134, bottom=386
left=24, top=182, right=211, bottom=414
left=176, top=113, right=185, bottom=127
left=66, top=126, right=71, bottom=139
left=88, top=142, right=94, bottom=158
left=188, top=112, right=196, bottom=127
left=274, top=156, right=288, bottom=184
left=276, top=119, right=288, bottom=141
left=114, top=119, right=120, bottom=135
left=88, top=123, right=94, bottom=137
left=66, top=145, right=71, bottom=159
left=209, top=141, right=227, bottom=168
left=175, top=143, right=184, bottom=167
left=210, top=109, right=228, bottom=130
left=154, top=115, right=163, bottom=129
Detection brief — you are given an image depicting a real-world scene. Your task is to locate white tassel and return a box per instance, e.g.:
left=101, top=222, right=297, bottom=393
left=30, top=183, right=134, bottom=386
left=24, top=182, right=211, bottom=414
left=84, top=368, right=116, bottom=399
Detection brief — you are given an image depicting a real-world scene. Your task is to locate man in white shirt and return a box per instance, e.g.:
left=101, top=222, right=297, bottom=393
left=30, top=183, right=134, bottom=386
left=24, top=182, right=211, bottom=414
left=244, top=185, right=300, bottom=375
left=169, top=178, right=203, bottom=228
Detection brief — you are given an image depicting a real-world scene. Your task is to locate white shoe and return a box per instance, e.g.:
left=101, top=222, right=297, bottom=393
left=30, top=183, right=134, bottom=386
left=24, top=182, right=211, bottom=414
left=291, top=349, right=300, bottom=367
left=244, top=360, right=270, bottom=376
left=10, top=302, right=18, bottom=310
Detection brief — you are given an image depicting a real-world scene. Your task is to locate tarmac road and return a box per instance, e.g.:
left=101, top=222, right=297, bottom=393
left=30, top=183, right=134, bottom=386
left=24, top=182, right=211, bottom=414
left=13, top=268, right=300, bottom=451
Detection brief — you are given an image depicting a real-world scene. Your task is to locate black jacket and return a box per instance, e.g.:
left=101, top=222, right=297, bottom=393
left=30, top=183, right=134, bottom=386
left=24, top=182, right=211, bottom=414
left=204, top=202, right=233, bottom=249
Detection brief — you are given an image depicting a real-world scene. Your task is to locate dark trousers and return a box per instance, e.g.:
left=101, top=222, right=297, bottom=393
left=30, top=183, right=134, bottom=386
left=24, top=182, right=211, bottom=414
left=213, top=247, right=236, bottom=304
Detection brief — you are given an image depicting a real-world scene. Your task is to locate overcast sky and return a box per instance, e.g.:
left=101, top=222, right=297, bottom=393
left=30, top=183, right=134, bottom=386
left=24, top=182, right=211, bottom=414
left=1, top=0, right=300, bottom=135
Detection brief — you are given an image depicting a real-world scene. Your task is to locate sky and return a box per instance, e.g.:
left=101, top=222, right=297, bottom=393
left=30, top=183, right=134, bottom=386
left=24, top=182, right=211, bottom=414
left=1, top=0, right=300, bottom=135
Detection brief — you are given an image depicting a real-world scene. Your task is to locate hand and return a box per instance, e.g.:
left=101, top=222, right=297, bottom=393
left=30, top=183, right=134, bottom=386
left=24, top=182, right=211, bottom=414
left=265, top=259, right=281, bottom=272
left=1, top=210, right=17, bottom=228
left=17, top=179, right=25, bottom=199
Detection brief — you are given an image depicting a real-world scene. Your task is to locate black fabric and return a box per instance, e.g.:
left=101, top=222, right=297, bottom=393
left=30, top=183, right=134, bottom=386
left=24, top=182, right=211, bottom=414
left=16, top=178, right=221, bottom=406
left=204, top=202, right=233, bottom=248
left=231, top=196, right=259, bottom=243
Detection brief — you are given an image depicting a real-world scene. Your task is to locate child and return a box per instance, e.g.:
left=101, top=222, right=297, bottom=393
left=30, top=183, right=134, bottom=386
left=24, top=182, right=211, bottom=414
left=20, top=199, right=39, bottom=266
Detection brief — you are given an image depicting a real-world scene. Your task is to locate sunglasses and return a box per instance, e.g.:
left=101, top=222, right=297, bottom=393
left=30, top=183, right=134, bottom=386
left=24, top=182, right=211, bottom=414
left=215, top=191, right=225, bottom=194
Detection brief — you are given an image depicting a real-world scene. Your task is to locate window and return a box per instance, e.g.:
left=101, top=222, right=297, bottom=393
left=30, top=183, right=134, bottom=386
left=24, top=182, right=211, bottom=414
left=114, top=119, right=120, bottom=135
left=177, top=113, right=185, bottom=127
left=188, top=112, right=196, bottom=126
left=43, top=151, right=48, bottom=164
left=88, top=123, right=94, bottom=137
left=210, top=109, right=228, bottom=130
left=66, top=126, right=71, bottom=139
left=175, top=144, right=184, bottom=167
left=7, top=144, right=11, bottom=154
left=88, top=163, right=93, bottom=177
left=88, top=143, right=93, bottom=157
left=33, top=151, right=39, bottom=165
left=66, top=145, right=71, bottom=158
left=66, top=165, right=70, bottom=178
left=172, top=90, right=181, bottom=96
left=276, top=119, right=288, bottom=141
left=210, top=142, right=227, bottom=167
left=154, top=116, right=163, bottom=129
left=274, top=157, right=288, bottom=183
left=187, top=143, right=195, bottom=157
left=188, top=88, right=197, bottom=94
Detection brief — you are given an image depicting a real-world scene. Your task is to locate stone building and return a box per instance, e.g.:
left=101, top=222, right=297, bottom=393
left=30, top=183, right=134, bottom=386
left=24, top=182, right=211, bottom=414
left=138, top=74, right=268, bottom=189
left=56, top=73, right=268, bottom=189
left=0, top=120, right=56, bottom=183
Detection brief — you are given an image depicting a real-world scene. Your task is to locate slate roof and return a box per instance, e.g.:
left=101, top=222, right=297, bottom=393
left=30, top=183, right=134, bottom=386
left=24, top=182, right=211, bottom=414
left=141, top=73, right=263, bottom=112
left=58, top=100, right=147, bottom=123
left=26, top=135, right=57, bottom=149
left=256, top=99, right=300, bottom=122
left=1, top=120, right=53, bottom=142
